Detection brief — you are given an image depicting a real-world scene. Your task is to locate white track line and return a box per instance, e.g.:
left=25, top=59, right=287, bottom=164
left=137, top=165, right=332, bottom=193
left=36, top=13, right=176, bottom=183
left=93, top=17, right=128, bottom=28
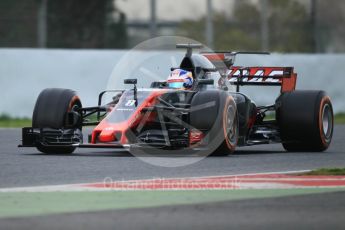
left=0, top=170, right=313, bottom=192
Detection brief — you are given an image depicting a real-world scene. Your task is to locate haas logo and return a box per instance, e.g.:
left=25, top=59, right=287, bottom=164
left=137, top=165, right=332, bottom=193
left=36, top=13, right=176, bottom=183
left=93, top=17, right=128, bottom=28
left=228, top=68, right=285, bottom=83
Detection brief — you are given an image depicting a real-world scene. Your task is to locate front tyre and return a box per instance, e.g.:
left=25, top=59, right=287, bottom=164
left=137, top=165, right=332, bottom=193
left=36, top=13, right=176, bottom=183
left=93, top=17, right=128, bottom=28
left=32, top=88, right=82, bottom=154
left=212, top=95, right=238, bottom=156
left=190, top=90, right=238, bottom=156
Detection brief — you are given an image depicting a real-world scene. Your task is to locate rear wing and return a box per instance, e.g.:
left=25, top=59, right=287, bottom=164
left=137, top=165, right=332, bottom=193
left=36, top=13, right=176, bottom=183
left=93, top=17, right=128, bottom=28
left=228, top=66, right=297, bottom=93
left=202, top=51, right=270, bottom=68
left=202, top=52, right=297, bottom=93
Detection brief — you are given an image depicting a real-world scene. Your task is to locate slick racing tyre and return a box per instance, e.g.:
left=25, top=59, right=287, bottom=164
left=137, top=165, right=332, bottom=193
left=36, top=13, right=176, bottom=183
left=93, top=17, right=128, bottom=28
left=190, top=90, right=238, bottom=156
left=32, top=88, right=82, bottom=154
left=276, top=90, right=333, bottom=152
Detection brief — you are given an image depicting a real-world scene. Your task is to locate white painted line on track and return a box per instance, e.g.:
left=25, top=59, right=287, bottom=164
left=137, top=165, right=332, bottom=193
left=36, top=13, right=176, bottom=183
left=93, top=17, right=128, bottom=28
left=0, top=170, right=314, bottom=192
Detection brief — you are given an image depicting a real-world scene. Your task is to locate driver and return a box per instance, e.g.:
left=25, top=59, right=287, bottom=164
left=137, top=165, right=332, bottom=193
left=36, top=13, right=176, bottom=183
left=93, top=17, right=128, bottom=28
left=166, top=69, right=194, bottom=90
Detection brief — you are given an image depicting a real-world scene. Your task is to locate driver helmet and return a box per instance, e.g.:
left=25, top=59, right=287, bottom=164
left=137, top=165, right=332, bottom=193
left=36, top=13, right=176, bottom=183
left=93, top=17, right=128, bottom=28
left=167, top=69, right=193, bottom=89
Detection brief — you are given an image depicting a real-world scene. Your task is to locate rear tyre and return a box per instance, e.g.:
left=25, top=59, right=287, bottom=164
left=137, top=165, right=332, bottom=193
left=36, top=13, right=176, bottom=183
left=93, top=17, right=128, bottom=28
left=190, top=90, right=238, bottom=156
left=32, top=88, right=82, bottom=154
left=276, top=90, right=333, bottom=152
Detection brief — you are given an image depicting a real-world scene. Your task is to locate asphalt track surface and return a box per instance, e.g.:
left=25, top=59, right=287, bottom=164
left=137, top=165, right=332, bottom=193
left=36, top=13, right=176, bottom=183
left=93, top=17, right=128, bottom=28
left=0, top=126, right=345, bottom=229
left=1, top=126, right=345, bottom=188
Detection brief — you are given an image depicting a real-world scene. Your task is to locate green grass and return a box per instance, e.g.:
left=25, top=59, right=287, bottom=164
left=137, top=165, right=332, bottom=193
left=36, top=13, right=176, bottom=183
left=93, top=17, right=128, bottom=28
left=0, top=114, right=31, bottom=128
left=264, top=113, right=345, bottom=124
left=335, top=113, right=345, bottom=124
left=0, top=188, right=344, bottom=218
left=301, top=168, right=345, bottom=176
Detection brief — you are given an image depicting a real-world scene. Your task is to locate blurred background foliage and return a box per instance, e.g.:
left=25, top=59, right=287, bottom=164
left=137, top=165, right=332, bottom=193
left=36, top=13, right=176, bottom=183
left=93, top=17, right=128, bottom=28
left=0, top=0, right=344, bottom=52
left=0, top=0, right=127, bottom=48
left=178, top=0, right=313, bottom=52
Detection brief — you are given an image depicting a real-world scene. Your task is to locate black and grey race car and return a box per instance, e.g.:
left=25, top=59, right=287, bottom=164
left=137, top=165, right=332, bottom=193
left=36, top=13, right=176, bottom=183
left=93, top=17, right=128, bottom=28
left=19, top=44, right=334, bottom=156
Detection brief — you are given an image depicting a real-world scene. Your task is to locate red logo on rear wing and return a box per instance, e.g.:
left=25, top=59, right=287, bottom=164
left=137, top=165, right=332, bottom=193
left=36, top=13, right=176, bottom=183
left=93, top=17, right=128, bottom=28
left=228, top=67, right=291, bottom=83
left=203, top=53, right=298, bottom=93
left=228, top=67, right=297, bottom=92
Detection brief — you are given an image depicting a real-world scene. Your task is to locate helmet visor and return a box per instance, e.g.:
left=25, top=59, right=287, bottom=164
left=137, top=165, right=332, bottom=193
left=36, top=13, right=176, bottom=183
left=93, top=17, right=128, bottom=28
left=168, top=81, right=184, bottom=89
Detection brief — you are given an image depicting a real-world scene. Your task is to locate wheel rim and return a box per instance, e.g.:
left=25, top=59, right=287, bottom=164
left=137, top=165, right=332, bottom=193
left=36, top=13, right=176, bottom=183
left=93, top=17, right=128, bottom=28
left=225, top=104, right=237, bottom=144
left=321, top=103, right=332, bottom=140
left=69, top=103, right=82, bottom=129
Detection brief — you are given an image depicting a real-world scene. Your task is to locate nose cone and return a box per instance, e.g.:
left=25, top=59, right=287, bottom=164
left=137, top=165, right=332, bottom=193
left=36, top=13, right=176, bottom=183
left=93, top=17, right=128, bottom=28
left=98, top=128, right=116, bottom=142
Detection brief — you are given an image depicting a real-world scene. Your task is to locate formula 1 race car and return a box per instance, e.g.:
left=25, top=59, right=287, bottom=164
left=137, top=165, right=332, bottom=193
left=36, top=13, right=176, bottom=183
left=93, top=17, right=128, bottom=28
left=19, top=44, right=334, bottom=156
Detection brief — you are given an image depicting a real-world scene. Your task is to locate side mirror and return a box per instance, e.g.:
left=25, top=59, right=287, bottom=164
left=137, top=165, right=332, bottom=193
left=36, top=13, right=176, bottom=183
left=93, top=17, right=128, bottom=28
left=123, top=79, right=138, bottom=106
left=124, top=79, right=137, bottom=85
left=198, top=79, right=214, bottom=85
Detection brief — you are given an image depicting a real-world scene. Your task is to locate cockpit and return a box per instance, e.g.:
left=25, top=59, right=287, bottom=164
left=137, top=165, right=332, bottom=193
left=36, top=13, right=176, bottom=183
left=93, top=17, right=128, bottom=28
left=179, top=54, right=217, bottom=79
